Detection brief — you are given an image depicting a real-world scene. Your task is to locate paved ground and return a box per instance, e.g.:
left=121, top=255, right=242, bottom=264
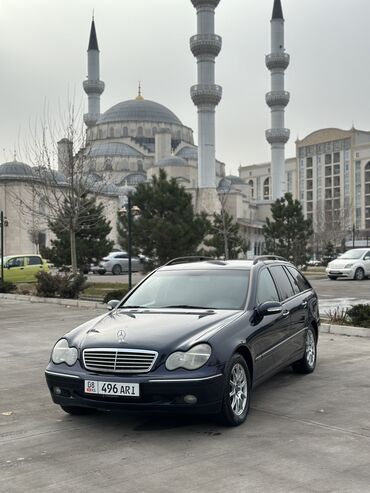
left=1, top=300, right=370, bottom=492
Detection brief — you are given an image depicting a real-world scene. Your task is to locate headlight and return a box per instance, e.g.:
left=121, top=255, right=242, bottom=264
left=165, top=343, right=212, bottom=371
left=344, top=263, right=354, bottom=269
left=52, top=339, right=78, bottom=366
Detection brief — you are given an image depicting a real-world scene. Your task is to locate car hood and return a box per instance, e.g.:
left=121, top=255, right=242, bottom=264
left=66, top=308, right=241, bottom=353
left=328, top=259, right=358, bottom=268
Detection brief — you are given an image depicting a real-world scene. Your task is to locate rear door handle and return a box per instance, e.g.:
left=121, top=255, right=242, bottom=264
left=282, top=309, right=290, bottom=317
left=302, top=301, right=308, bottom=308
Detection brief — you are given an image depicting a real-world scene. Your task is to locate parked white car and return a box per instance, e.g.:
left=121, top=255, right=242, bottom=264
left=326, top=248, right=370, bottom=280
left=92, top=251, right=142, bottom=275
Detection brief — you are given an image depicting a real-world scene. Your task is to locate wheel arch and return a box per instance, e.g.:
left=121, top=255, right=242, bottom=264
left=310, top=320, right=319, bottom=343
left=234, top=345, right=254, bottom=383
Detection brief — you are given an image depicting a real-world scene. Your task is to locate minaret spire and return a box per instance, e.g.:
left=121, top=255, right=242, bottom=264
left=265, top=0, right=290, bottom=200
left=190, top=0, right=222, bottom=197
left=83, top=17, right=105, bottom=127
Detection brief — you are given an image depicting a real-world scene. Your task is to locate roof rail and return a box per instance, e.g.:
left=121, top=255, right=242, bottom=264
left=253, top=255, right=288, bottom=265
left=165, top=256, right=215, bottom=266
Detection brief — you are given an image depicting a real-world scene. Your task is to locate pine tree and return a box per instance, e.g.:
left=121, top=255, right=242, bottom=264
left=117, top=169, right=210, bottom=267
left=263, top=193, right=313, bottom=266
left=43, top=194, right=114, bottom=269
left=204, top=210, right=248, bottom=259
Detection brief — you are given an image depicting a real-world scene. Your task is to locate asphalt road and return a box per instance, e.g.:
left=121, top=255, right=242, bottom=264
left=1, top=300, right=370, bottom=492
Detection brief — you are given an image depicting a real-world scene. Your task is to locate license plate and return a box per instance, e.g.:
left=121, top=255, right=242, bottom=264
left=84, top=380, right=140, bottom=397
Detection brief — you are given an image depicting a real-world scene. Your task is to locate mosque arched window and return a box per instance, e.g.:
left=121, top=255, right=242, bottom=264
left=104, top=158, right=113, bottom=171
left=98, top=128, right=103, bottom=139
left=152, top=127, right=157, bottom=136
left=176, top=130, right=181, bottom=140
left=365, top=162, right=370, bottom=229
left=123, top=127, right=128, bottom=137
left=248, top=180, right=254, bottom=199
left=109, top=127, right=115, bottom=138
left=263, top=178, right=270, bottom=200
left=122, top=159, right=129, bottom=171
left=137, top=160, right=144, bottom=172
left=137, top=127, right=143, bottom=137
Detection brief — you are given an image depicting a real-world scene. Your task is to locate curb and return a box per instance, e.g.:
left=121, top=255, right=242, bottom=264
left=321, top=323, right=370, bottom=339
left=0, top=293, right=105, bottom=310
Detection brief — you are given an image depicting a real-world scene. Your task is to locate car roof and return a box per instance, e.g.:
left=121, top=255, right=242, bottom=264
left=160, top=260, right=254, bottom=271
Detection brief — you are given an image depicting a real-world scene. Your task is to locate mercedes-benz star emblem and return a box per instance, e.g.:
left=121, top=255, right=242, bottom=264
left=117, top=329, right=126, bottom=343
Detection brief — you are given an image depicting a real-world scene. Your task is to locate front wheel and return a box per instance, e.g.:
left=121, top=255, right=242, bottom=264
left=60, top=405, right=96, bottom=416
left=354, top=268, right=365, bottom=281
left=292, top=328, right=317, bottom=374
left=328, top=276, right=337, bottom=280
left=219, top=354, right=251, bottom=426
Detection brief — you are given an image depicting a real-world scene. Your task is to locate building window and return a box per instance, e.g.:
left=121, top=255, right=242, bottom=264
left=123, top=127, right=128, bottom=137
left=287, top=171, right=293, bottom=193
left=109, top=127, right=115, bottom=138
left=263, top=178, right=270, bottom=200
left=248, top=180, right=254, bottom=199
left=137, top=126, right=143, bottom=137
left=307, top=191, right=313, bottom=201
left=333, top=164, right=340, bottom=175
left=325, top=189, right=332, bottom=199
left=137, top=160, right=143, bottom=172
left=325, top=165, right=332, bottom=176
left=333, top=152, right=340, bottom=163
left=306, top=180, right=313, bottom=190
left=325, top=177, right=332, bottom=188
left=325, top=154, right=332, bottom=165
left=306, top=157, right=313, bottom=168
left=334, top=176, right=340, bottom=187
left=306, top=168, right=313, bottom=179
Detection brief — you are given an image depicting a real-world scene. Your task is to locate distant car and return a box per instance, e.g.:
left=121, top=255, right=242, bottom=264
left=307, top=259, right=322, bottom=267
left=326, top=248, right=370, bottom=280
left=45, top=256, right=319, bottom=426
left=1, top=254, right=49, bottom=283
left=93, top=251, right=142, bottom=275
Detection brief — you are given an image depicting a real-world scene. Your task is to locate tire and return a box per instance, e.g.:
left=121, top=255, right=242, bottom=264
left=98, top=271, right=105, bottom=276
left=354, top=268, right=365, bottom=281
left=112, top=264, right=122, bottom=275
left=219, top=354, right=251, bottom=426
left=328, top=276, right=337, bottom=280
left=60, top=405, right=96, bottom=416
left=292, top=327, right=317, bottom=374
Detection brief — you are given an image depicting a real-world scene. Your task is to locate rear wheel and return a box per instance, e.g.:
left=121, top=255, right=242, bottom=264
left=292, top=328, right=317, bottom=374
left=60, top=405, right=96, bottom=416
left=354, top=268, right=365, bottom=281
left=112, top=264, right=122, bottom=275
left=219, top=354, right=251, bottom=426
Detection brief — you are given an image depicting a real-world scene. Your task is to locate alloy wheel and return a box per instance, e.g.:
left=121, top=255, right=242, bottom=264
left=305, top=330, right=316, bottom=368
left=229, top=363, right=248, bottom=416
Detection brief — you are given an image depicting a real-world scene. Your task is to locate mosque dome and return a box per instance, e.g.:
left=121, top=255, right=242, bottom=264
left=97, top=99, right=182, bottom=126
left=157, top=156, right=187, bottom=167
left=0, top=160, right=34, bottom=178
left=218, top=175, right=246, bottom=190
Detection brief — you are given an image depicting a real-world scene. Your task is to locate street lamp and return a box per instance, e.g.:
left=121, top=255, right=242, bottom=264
left=0, top=211, right=9, bottom=288
left=119, top=195, right=140, bottom=290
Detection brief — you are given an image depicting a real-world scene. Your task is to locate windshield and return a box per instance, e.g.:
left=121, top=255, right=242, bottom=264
left=339, top=249, right=366, bottom=260
left=121, top=269, right=250, bottom=310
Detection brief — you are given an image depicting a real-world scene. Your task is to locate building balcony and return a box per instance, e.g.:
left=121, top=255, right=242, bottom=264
left=191, top=84, right=222, bottom=106
left=83, top=80, right=105, bottom=95
left=265, top=128, right=290, bottom=145
left=265, top=53, right=290, bottom=70
left=83, top=113, right=100, bottom=127
left=191, top=0, right=221, bottom=9
left=190, top=34, right=222, bottom=57
left=265, top=91, right=290, bottom=108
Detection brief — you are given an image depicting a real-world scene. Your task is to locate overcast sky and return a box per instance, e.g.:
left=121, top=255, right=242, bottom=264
left=1, top=0, right=370, bottom=175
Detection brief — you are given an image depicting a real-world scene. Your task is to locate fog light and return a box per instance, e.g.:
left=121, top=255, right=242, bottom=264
left=53, top=386, right=62, bottom=395
left=184, top=394, right=197, bottom=405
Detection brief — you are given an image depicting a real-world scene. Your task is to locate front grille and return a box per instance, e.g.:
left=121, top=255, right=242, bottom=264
left=83, top=348, right=158, bottom=373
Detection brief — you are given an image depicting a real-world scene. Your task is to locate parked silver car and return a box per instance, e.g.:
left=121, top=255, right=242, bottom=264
left=326, top=248, right=370, bottom=280
left=93, top=251, right=142, bottom=275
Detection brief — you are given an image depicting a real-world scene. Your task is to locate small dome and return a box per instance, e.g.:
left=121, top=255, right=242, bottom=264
left=157, top=156, right=187, bottom=167
left=218, top=175, right=246, bottom=190
left=97, top=99, right=182, bottom=126
left=177, top=146, right=198, bottom=160
left=0, top=160, right=33, bottom=178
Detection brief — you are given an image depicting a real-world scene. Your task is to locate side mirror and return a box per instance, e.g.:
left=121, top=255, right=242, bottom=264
left=107, top=299, right=120, bottom=311
left=257, top=301, right=283, bottom=317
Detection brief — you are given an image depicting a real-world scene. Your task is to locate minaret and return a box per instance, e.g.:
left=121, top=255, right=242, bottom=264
left=265, top=0, right=290, bottom=200
left=190, top=0, right=222, bottom=206
left=83, top=17, right=105, bottom=127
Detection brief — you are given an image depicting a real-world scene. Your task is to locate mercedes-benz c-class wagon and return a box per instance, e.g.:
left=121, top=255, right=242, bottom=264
left=45, top=256, right=320, bottom=426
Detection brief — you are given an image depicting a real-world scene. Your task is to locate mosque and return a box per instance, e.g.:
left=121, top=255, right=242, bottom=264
left=1, top=0, right=368, bottom=258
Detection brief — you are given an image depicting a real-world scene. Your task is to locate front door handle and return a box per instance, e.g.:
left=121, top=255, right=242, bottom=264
left=302, top=301, right=308, bottom=308
left=282, top=309, right=290, bottom=317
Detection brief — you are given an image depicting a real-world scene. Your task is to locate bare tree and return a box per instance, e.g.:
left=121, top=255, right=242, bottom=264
left=12, top=102, right=110, bottom=273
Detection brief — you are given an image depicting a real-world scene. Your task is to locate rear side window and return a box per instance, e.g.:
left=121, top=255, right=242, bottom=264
left=286, top=266, right=311, bottom=293
left=256, top=268, right=280, bottom=305
left=269, top=265, right=295, bottom=301
left=28, top=256, right=42, bottom=265
left=116, top=254, right=128, bottom=259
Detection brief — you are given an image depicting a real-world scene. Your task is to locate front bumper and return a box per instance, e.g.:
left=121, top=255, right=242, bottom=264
left=45, top=365, right=225, bottom=414
left=326, top=267, right=355, bottom=278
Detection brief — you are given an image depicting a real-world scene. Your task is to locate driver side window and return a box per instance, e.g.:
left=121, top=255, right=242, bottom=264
left=7, top=257, right=24, bottom=268
left=256, top=268, right=280, bottom=305
left=364, top=251, right=370, bottom=260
